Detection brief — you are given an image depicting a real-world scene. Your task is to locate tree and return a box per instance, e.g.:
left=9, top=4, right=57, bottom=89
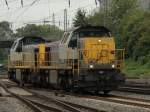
left=0, top=21, right=13, bottom=40
left=73, top=9, right=88, bottom=27
left=0, top=21, right=13, bottom=61
left=122, top=10, right=150, bottom=63
left=14, top=24, right=63, bottom=41
left=88, top=11, right=104, bottom=26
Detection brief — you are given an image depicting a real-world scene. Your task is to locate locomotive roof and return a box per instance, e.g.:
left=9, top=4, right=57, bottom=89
left=14, top=36, right=46, bottom=45
left=68, top=26, right=111, bottom=33
left=16, top=36, right=45, bottom=41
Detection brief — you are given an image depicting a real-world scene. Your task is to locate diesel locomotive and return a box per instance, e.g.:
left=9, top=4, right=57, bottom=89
left=8, top=26, right=125, bottom=94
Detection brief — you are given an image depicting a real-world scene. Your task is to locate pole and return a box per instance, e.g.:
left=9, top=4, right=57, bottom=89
left=97, top=0, right=108, bottom=27
left=64, top=9, right=65, bottom=31
left=52, top=13, right=55, bottom=26
left=64, top=9, right=67, bottom=31
left=66, top=9, right=68, bottom=31
left=48, top=0, right=51, bottom=25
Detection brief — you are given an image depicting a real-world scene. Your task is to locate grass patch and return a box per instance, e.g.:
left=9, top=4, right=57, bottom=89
left=122, top=59, right=150, bottom=77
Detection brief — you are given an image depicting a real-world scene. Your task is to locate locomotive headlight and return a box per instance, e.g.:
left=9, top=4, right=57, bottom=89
left=89, top=64, right=94, bottom=69
left=98, top=40, right=102, bottom=42
left=112, top=64, right=115, bottom=68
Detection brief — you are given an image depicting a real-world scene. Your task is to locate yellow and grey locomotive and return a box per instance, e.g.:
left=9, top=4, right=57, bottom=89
left=8, top=26, right=125, bottom=94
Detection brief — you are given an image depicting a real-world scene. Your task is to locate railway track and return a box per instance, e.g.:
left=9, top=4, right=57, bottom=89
left=0, top=79, right=100, bottom=112
left=24, top=88, right=100, bottom=112
left=26, top=87, right=150, bottom=110
left=118, top=84, right=150, bottom=94
left=0, top=81, right=43, bottom=112
left=89, top=95, right=150, bottom=109
left=118, top=86, right=150, bottom=94
left=1, top=79, right=150, bottom=111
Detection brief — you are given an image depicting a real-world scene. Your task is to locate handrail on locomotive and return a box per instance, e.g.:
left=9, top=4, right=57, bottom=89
left=8, top=49, right=124, bottom=70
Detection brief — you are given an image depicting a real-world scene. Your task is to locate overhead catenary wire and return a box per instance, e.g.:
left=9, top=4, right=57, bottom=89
left=15, top=0, right=40, bottom=22
left=68, top=0, right=70, bottom=7
left=0, top=0, right=94, bottom=19
left=9, top=2, right=95, bottom=28
left=1, top=0, right=96, bottom=30
left=0, top=0, right=42, bottom=18
left=21, top=0, right=23, bottom=7
left=5, top=0, right=9, bottom=9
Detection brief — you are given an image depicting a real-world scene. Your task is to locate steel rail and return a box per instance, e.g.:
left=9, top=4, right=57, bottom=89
left=75, top=94, right=150, bottom=109
left=22, top=98, right=63, bottom=112
left=118, top=86, right=150, bottom=95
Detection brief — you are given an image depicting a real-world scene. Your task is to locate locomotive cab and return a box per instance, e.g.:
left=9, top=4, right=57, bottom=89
left=9, top=36, right=46, bottom=66
left=60, top=26, right=123, bottom=70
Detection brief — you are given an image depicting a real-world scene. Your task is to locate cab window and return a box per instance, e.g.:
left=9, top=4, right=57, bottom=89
left=68, top=33, right=77, bottom=48
left=16, top=42, right=22, bottom=52
left=11, top=42, right=17, bottom=49
left=79, top=31, right=110, bottom=38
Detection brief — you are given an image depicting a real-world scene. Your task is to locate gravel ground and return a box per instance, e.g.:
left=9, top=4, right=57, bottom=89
left=0, top=97, right=33, bottom=112
left=31, top=90, right=150, bottom=112
left=0, top=75, right=8, bottom=79
left=0, top=86, right=10, bottom=96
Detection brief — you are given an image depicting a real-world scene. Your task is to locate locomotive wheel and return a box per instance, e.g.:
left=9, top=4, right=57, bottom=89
left=94, top=90, right=99, bottom=95
left=103, top=90, right=110, bottom=95
left=58, top=75, right=73, bottom=91
left=58, top=76, right=66, bottom=90
left=19, top=82, right=24, bottom=87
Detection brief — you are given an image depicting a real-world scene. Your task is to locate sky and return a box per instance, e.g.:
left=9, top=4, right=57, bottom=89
left=0, top=0, right=97, bottom=30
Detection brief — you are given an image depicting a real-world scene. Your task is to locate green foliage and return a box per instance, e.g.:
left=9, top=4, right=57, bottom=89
left=121, top=10, right=150, bottom=64
left=73, top=9, right=88, bottom=27
left=0, top=21, right=13, bottom=40
left=88, top=11, right=104, bottom=26
left=14, top=24, right=63, bottom=41
left=123, top=59, right=150, bottom=77
left=0, top=21, right=13, bottom=61
left=108, top=0, right=137, bottom=33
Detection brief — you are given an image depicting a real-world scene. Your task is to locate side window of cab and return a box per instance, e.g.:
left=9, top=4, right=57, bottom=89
left=11, top=42, right=17, bottom=51
left=16, top=41, right=22, bottom=52
left=68, top=33, right=77, bottom=48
